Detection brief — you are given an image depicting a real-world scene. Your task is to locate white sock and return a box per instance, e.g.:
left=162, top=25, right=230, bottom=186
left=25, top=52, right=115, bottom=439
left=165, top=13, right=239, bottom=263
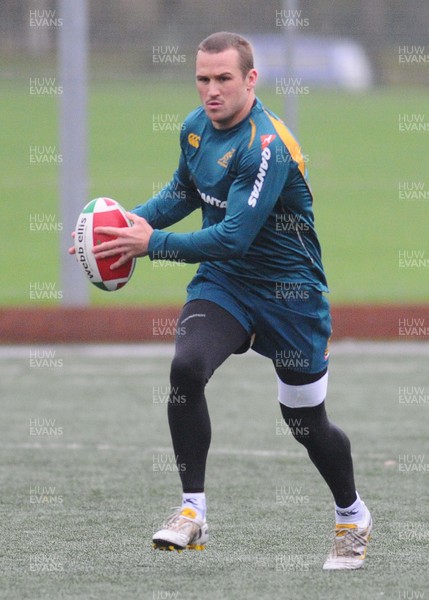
left=335, top=492, right=367, bottom=526
left=182, top=492, right=206, bottom=519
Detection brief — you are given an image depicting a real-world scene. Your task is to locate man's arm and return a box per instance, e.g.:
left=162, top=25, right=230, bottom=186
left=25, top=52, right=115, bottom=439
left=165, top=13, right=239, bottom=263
left=147, top=145, right=288, bottom=263
left=92, top=142, right=289, bottom=268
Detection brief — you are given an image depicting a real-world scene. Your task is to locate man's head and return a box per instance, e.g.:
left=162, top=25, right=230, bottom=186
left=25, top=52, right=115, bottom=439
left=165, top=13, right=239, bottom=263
left=197, top=32, right=254, bottom=78
left=196, top=32, right=258, bottom=130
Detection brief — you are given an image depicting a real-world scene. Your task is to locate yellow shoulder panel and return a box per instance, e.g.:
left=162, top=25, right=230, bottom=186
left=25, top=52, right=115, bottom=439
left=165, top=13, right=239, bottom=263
left=264, top=111, right=306, bottom=178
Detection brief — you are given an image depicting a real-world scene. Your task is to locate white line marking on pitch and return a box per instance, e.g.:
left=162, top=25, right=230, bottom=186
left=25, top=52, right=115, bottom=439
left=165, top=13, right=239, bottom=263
left=0, top=442, right=387, bottom=460
left=0, top=442, right=302, bottom=456
left=0, top=341, right=429, bottom=360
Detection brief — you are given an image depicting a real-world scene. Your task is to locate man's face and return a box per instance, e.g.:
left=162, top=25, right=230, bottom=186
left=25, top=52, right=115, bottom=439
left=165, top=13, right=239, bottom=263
left=196, top=48, right=257, bottom=130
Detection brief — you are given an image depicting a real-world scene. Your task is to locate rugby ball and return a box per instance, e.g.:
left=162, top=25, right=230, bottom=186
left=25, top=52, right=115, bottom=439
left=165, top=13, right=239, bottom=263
left=74, top=197, right=136, bottom=291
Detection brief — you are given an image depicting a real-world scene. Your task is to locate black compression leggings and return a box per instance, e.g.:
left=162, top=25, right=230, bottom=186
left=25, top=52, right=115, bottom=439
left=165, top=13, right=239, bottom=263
left=168, top=299, right=357, bottom=507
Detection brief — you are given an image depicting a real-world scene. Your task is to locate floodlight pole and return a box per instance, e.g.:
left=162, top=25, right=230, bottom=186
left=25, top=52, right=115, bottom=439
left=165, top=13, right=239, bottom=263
left=283, top=0, right=299, bottom=136
left=58, top=0, right=89, bottom=305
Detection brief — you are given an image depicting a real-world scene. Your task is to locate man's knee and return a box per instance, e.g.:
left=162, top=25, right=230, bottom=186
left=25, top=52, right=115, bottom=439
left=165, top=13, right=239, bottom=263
left=170, top=351, right=210, bottom=391
left=279, top=401, right=328, bottom=445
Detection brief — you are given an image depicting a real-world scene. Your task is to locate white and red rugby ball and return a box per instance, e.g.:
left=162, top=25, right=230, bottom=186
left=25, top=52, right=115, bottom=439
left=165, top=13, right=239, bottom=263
left=74, top=197, right=136, bottom=291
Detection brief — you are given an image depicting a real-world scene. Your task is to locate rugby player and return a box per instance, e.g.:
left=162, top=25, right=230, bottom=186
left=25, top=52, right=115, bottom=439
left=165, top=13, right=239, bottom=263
left=89, top=32, right=372, bottom=569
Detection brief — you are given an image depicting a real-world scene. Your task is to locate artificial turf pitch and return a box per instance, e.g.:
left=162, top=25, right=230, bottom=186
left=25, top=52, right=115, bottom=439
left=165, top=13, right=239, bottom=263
left=1, top=342, right=428, bottom=599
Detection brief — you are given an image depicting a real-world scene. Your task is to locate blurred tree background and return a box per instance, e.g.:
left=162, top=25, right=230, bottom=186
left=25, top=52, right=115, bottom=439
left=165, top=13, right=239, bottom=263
left=1, top=0, right=428, bottom=85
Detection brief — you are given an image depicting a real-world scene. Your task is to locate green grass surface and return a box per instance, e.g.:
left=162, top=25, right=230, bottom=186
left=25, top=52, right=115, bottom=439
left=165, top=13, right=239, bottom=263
left=0, top=80, right=427, bottom=305
left=1, top=342, right=428, bottom=599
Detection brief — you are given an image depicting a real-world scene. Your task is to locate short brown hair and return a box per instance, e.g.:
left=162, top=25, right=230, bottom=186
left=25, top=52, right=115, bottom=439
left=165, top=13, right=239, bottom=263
left=197, top=32, right=254, bottom=78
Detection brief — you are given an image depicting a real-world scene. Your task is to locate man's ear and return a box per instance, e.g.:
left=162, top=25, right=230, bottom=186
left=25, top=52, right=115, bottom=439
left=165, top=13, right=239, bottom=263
left=246, top=68, right=258, bottom=90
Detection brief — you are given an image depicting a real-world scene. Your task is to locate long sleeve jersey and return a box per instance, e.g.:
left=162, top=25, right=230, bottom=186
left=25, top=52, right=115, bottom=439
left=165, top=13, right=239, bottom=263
left=132, top=97, right=328, bottom=292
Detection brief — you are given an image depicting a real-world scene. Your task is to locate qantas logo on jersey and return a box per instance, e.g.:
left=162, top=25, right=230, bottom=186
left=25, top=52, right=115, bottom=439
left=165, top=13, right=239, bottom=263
left=247, top=147, right=271, bottom=208
left=260, top=134, right=276, bottom=149
left=197, top=188, right=227, bottom=208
